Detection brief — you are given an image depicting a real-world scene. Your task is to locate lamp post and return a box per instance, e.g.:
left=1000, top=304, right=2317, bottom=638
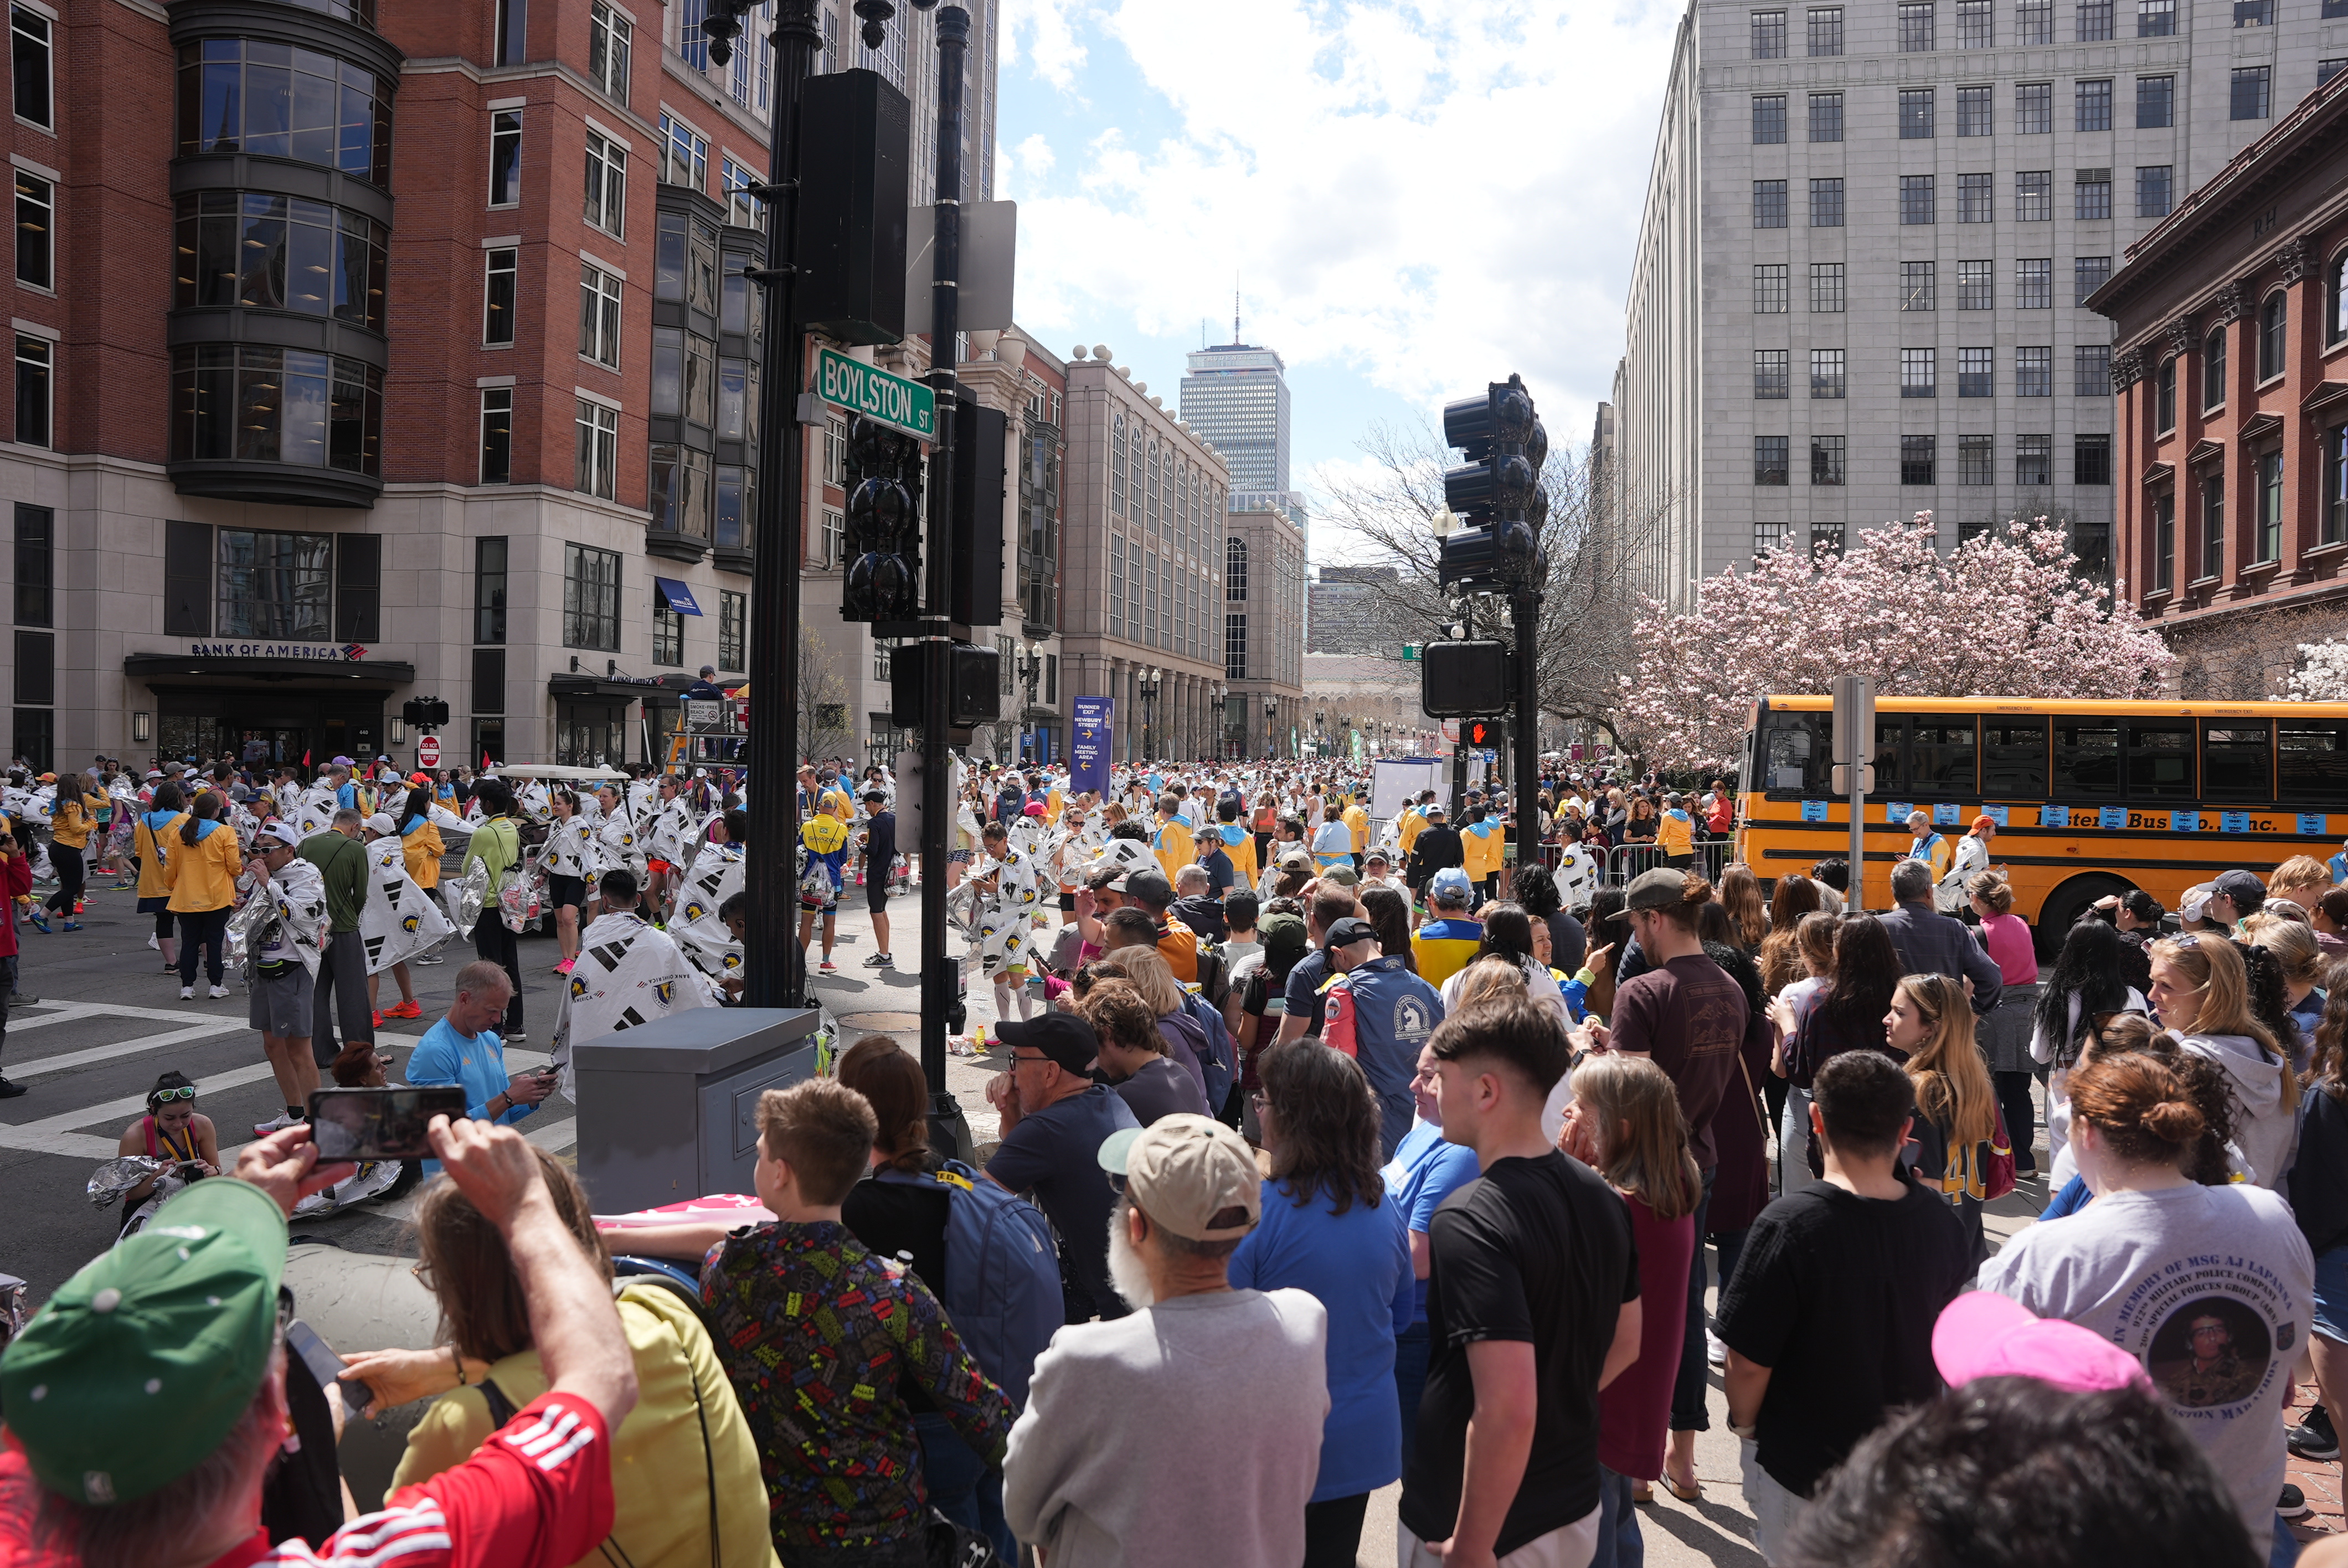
left=1213, top=681, right=1226, bottom=759
left=1140, top=667, right=1162, bottom=761
left=1016, top=639, right=1044, bottom=761
left=1263, top=694, right=1276, bottom=759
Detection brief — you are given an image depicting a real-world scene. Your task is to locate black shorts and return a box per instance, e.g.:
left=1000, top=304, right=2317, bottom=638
left=1058, top=891, right=1077, bottom=913
left=867, top=878, right=890, bottom=914
left=548, top=874, right=588, bottom=911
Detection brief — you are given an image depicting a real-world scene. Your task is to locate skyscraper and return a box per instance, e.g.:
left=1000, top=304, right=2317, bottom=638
left=1180, top=303, right=1304, bottom=527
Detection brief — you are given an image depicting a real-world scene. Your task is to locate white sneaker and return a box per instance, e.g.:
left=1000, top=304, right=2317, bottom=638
left=208, top=984, right=231, bottom=999
left=147, top=933, right=158, bottom=951
left=1706, top=1329, right=1728, bottom=1368
left=179, top=986, right=194, bottom=1000
left=253, top=1110, right=301, bottom=1137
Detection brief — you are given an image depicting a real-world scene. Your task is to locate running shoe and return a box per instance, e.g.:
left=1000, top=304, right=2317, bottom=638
left=553, top=957, right=575, bottom=975
left=251, top=1110, right=302, bottom=1136
left=179, top=986, right=194, bottom=1000
left=147, top=933, right=158, bottom=950
left=862, top=952, right=893, bottom=968
left=0, top=1075, right=23, bottom=1098
left=371, top=1009, right=383, bottom=1029
left=819, top=958, right=837, bottom=972
left=2290, top=1404, right=2339, bottom=1461
left=415, top=952, right=445, bottom=964
left=209, top=984, right=230, bottom=998
left=60, top=921, right=79, bottom=931
left=2280, top=1483, right=2309, bottom=1520
left=24, top=910, right=47, bottom=933
left=112, top=879, right=136, bottom=890
left=384, top=999, right=422, bottom=1019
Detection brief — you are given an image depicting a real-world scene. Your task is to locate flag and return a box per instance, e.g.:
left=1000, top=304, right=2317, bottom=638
left=302, top=749, right=311, bottom=767
left=481, top=749, right=492, bottom=769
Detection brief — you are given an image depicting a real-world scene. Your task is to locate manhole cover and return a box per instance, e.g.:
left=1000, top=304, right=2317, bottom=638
left=837, top=1011, right=924, bottom=1031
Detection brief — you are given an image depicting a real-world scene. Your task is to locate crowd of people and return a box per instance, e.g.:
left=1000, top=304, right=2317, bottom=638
left=10, top=744, right=2348, bottom=1568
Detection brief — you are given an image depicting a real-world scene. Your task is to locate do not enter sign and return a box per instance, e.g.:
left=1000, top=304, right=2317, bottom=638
left=417, top=734, right=441, bottom=768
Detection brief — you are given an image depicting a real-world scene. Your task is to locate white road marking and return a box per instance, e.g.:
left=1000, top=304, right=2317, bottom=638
left=8, top=1022, right=250, bottom=1079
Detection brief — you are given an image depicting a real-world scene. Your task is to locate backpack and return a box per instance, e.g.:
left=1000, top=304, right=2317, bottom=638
left=1176, top=992, right=1237, bottom=1111
left=874, top=1159, right=1062, bottom=1409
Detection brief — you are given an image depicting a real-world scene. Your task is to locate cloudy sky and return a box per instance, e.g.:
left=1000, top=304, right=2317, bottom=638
left=993, top=0, right=1686, bottom=561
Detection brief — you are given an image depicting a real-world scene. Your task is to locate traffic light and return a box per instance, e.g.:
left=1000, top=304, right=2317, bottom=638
left=1421, top=639, right=1511, bottom=718
left=949, top=403, right=1006, bottom=627
left=890, top=640, right=1001, bottom=729
left=400, top=698, right=450, bottom=728
left=1463, top=718, right=1503, bottom=749
left=841, top=415, right=925, bottom=623
left=1438, top=374, right=1549, bottom=594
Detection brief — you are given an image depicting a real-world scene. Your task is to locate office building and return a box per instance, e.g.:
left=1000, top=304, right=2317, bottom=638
left=1179, top=322, right=1305, bottom=527
left=1614, top=0, right=2335, bottom=610
left=1222, top=503, right=1306, bottom=756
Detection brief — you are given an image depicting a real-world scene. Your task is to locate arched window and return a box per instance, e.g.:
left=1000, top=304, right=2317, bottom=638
left=1226, top=535, right=1248, bottom=599
left=2259, top=290, right=2288, bottom=381
left=2330, top=251, right=2347, bottom=345
left=2203, top=324, right=2227, bottom=409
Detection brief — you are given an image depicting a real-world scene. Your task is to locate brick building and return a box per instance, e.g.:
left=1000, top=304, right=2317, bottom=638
left=1219, top=502, right=1304, bottom=757
left=0, top=0, right=1027, bottom=771
left=2090, top=70, right=2348, bottom=696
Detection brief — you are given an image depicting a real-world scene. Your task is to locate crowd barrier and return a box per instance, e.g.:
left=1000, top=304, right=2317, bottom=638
left=1602, top=839, right=1734, bottom=888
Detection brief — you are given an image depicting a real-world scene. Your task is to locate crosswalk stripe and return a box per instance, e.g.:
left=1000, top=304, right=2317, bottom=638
left=8, top=1022, right=250, bottom=1079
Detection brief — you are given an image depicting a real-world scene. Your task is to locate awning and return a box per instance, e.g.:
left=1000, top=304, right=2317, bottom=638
left=126, top=652, right=418, bottom=688
left=654, top=577, right=704, bottom=616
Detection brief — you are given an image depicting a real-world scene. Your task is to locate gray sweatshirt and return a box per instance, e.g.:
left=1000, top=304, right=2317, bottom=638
left=1003, top=1287, right=1329, bottom=1568
left=2178, top=1030, right=2296, bottom=1190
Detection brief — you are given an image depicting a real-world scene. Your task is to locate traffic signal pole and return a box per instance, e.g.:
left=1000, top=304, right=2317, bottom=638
left=1511, top=589, right=1541, bottom=874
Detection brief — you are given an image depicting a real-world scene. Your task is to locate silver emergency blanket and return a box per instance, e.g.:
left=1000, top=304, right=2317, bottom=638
left=226, top=855, right=329, bottom=978
left=548, top=911, right=719, bottom=1099
left=361, top=835, right=456, bottom=974
left=444, top=858, right=489, bottom=934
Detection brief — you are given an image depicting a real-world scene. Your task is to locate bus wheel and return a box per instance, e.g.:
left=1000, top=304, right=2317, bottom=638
left=2034, top=873, right=2135, bottom=960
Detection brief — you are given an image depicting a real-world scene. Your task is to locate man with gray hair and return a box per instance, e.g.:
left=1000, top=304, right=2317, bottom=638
left=1879, top=858, right=2003, bottom=1015
left=1003, top=1115, right=1329, bottom=1567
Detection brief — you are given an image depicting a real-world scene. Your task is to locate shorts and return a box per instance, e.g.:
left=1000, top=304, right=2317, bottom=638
left=547, top=874, right=588, bottom=911
left=801, top=882, right=840, bottom=914
left=867, top=878, right=890, bottom=914
left=1058, top=891, right=1077, bottom=912
left=137, top=895, right=171, bottom=915
left=249, top=964, right=313, bottom=1038
left=646, top=858, right=674, bottom=876
left=949, top=849, right=971, bottom=866
left=2315, top=1244, right=2348, bottom=1344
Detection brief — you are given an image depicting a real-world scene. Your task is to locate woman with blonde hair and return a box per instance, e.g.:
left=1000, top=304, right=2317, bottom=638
left=2245, top=912, right=2325, bottom=1071
left=1559, top=1053, right=1700, bottom=1551
left=2269, top=854, right=2334, bottom=914
left=1887, top=972, right=2004, bottom=1265
left=2148, top=933, right=2296, bottom=1188
left=1718, top=863, right=1767, bottom=951
left=1971, top=871, right=2042, bottom=1175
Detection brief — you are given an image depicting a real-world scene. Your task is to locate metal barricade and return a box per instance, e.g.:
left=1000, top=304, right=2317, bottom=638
left=1603, top=839, right=1737, bottom=886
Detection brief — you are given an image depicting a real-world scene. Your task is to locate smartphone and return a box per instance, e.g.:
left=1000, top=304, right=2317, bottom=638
left=306, top=1086, right=467, bottom=1161
left=286, top=1318, right=373, bottom=1417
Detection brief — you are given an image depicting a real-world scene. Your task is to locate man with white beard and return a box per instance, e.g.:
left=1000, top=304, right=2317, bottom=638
left=1003, top=1115, right=1330, bottom=1568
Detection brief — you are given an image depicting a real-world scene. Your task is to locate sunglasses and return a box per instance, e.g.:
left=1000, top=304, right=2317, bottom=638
left=151, top=1085, right=197, bottom=1102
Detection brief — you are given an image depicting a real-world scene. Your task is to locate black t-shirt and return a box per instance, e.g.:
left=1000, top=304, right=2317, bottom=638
left=866, top=810, right=897, bottom=875
left=1714, top=1179, right=1972, bottom=1498
left=839, top=1159, right=952, bottom=1412
left=1542, top=911, right=1587, bottom=977
left=1400, top=1152, right=1638, bottom=1555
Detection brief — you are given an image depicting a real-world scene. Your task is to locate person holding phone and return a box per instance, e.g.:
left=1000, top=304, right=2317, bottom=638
left=405, top=960, right=553, bottom=1177
left=113, top=1070, right=220, bottom=1228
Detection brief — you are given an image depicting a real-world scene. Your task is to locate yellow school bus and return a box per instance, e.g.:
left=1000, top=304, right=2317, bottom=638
left=1736, top=695, right=2348, bottom=937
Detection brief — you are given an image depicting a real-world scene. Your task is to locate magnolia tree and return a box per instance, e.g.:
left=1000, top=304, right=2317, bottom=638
left=2287, top=640, right=2348, bottom=701
left=1620, top=514, right=2174, bottom=768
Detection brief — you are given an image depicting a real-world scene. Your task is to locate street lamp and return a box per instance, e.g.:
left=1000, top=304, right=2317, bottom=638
left=1213, top=682, right=1227, bottom=758
left=1141, top=667, right=1162, bottom=761
left=1016, top=638, right=1045, bottom=761
left=1263, top=694, right=1276, bottom=760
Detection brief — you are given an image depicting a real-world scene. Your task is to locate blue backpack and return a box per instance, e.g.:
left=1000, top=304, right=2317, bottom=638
left=875, top=1159, right=1062, bottom=1408
left=1176, top=992, right=1236, bottom=1113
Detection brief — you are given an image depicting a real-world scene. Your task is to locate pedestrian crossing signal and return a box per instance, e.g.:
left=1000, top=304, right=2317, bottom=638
left=1464, top=719, right=1501, bottom=747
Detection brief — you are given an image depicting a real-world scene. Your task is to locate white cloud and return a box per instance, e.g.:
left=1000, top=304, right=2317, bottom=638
left=999, top=0, right=1091, bottom=92
left=1003, top=0, right=1683, bottom=431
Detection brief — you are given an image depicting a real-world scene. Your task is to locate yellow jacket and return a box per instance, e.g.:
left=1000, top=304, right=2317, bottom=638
left=391, top=1286, right=781, bottom=1568
left=49, top=792, right=104, bottom=849
left=1152, top=818, right=1194, bottom=881
left=1657, top=810, right=1695, bottom=858
left=401, top=822, right=445, bottom=890
left=1461, top=822, right=1505, bottom=881
left=1343, top=804, right=1370, bottom=852
left=1397, top=808, right=1428, bottom=855
left=134, top=809, right=190, bottom=900
left=164, top=818, right=243, bottom=912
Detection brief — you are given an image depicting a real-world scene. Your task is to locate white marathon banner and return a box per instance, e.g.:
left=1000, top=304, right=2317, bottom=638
left=359, top=834, right=456, bottom=974
left=672, top=849, right=744, bottom=988
left=549, top=910, right=720, bottom=1098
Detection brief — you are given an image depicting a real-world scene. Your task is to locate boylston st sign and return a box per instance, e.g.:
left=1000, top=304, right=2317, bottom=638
left=815, top=347, right=936, bottom=442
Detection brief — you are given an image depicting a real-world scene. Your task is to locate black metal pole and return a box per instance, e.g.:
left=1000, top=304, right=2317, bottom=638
left=918, top=3, right=969, bottom=1103
left=1512, top=586, right=1542, bottom=873
left=742, top=0, right=821, bottom=1011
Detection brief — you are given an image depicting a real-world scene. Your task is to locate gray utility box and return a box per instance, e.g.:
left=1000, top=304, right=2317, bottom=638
left=575, top=1007, right=822, bottom=1213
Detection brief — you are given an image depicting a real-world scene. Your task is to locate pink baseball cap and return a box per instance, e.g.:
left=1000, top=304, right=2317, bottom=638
left=1933, top=1291, right=2150, bottom=1395
left=1022, top=801, right=1046, bottom=817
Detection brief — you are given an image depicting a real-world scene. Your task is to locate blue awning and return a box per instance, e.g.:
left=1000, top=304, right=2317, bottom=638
left=653, top=577, right=704, bottom=615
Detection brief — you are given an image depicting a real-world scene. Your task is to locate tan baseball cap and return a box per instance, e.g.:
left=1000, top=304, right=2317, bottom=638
left=1098, top=1114, right=1261, bottom=1242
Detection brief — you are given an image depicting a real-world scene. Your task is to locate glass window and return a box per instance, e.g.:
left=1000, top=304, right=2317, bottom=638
left=652, top=602, right=682, bottom=665
left=2017, top=170, right=2052, bottom=221
left=474, top=536, right=507, bottom=643
left=657, top=110, right=707, bottom=189
left=1753, top=180, right=1787, bottom=228
left=170, top=345, right=380, bottom=474
left=2120, top=723, right=2192, bottom=797
left=2203, top=724, right=2272, bottom=802
left=11, top=5, right=49, bottom=131
left=2234, top=0, right=2272, bottom=22
left=13, top=502, right=48, bottom=626
left=1755, top=349, right=1790, bottom=399
left=1901, top=88, right=1935, bottom=136
left=1902, top=348, right=1936, bottom=397
left=1956, top=85, right=1992, bottom=136
left=172, top=193, right=387, bottom=332
left=2205, top=325, right=2228, bottom=408
left=1810, top=177, right=1844, bottom=226
left=585, top=129, right=626, bottom=236
left=588, top=0, right=631, bottom=104
left=1983, top=719, right=2048, bottom=796
left=1903, top=261, right=1935, bottom=310
left=2332, top=252, right=2348, bottom=345
left=1959, top=259, right=1994, bottom=308
left=1811, top=348, right=1845, bottom=399
left=1958, top=0, right=1993, bottom=43
left=217, top=528, right=331, bottom=638
left=2203, top=474, right=2226, bottom=579
left=2157, top=356, right=2176, bottom=430
left=2075, top=170, right=2112, bottom=221
left=2018, top=257, right=2053, bottom=308
left=579, top=261, right=622, bottom=368
left=174, top=40, right=390, bottom=186
left=13, top=169, right=46, bottom=290
left=718, top=590, right=746, bottom=670
left=2136, top=75, right=2174, bottom=127
left=1808, top=6, right=1842, bottom=53
left=574, top=399, right=617, bottom=499
left=563, top=543, right=621, bottom=651
left=1811, top=262, right=1844, bottom=312
left=1753, top=94, right=1787, bottom=142
left=1755, top=435, right=1789, bottom=484
left=2053, top=721, right=2119, bottom=795
left=1809, top=91, right=1842, bottom=141
left=482, top=247, right=516, bottom=345
left=2018, top=346, right=2052, bottom=396
left=715, top=464, right=751, bottom=551
left=2139, top=0, right=2175, bottom=28
left=1958, top=171, right=1994, bottom=221
left=1902, top=434, right=1937, bottom=484
left=1960, top=434, right=1995, bottom=483
left=1959, top=346, right=1994, bottom=396
left=2232, top=65, right=2270, bottom=120
left=1754, top=264, right=1789, bottom=312
left=2077, top=0, right=2114, bottom=34
left=2016, top=0, right=2053, bottom=39
left=1753, top=9, right=1789, bottom=55
left=2324, top=58, right=2348, bottom=86
left=479, top=388, right=512, bottom=484
left=2017, top=433, right=2052, bottom=486
left=1911, top=721, right=1975, bottom=791
left=2075, top=254, right=2112, bottom=303
left=720, top=156, right=765, bottom=228
left=489, top=110, right=522, bottom=207
left=2076, top=343, right=2112, bottom=396
left=1901, top=1, right=1935, bottom=46
left=2281, top=723, right=2348, bottom=803
left=2076, top=79, right=2112, bottom=130
left=2259, top=292, right=2287, bottom=380
left=2258, top=447, right=2284, bottom=561
left=2328, top=425, right=2348, bottom=546
left=1901, top=174, right=1936, bottom=223
left=2016, top=82, right=2053, bottom=134
left=2154, top=490, right=2176, bottom=592
left=1811, top=435, right=1845, bottom=484
left=2137, top=164, right=2173, bottom=218
left=2076, top=434, right=2112, bottom=485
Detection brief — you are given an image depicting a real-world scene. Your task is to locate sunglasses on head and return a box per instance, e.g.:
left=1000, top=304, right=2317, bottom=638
left=151, top=1085, right=197, bottom=1102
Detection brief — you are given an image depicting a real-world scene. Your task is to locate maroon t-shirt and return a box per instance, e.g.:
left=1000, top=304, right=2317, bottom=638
left=1608, top=953, right=1749, bottom=1170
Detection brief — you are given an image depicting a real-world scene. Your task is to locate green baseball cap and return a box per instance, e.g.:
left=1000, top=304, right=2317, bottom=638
left=1, top=1178, right=288, bottom=1505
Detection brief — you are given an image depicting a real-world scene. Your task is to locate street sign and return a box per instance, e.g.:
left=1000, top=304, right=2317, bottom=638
left=815, top=347, right=936, bottom=441
left=1402, top=644, right=1421, bottom=661
left=416, top=734, right=440, bottom=768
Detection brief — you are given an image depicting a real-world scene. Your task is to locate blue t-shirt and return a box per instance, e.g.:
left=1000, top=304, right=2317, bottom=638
left=404, top=1015, right=534, bottom=1174
left=1381, top=1120, right=1483, bottom=1322
left=985, top=1084, right=1140, bottom=1324
left=1229, top=1178, right=1415, bottom=1502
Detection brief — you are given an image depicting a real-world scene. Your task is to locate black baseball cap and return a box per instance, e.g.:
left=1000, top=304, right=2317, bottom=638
left=998, top=1012, right=1099, bottom=1074
left=1325, top=916, right=1379, bottom=949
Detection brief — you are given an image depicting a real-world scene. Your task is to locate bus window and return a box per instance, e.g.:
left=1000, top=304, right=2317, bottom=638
left=1874, top=718, right=1907, bottom=796
left=2123, top=722, right=2193, bottom=800
left=1909, top=720, right=1978, bottom=796
left=2052, top=721, right=2121, bottom=797
left=1982, top=719, right=2049, bottom=798
left=2202, top=723, right=2274, bottom=803
left=2279, top=722, right=2348, bottom=806
left=1760, top=709, right=1828, bottom=794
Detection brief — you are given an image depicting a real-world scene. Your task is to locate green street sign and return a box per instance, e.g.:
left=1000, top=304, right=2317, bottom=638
left=1402, top=644, right=1421, bottom=661
left=815, top=347, right=937, bottom=441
